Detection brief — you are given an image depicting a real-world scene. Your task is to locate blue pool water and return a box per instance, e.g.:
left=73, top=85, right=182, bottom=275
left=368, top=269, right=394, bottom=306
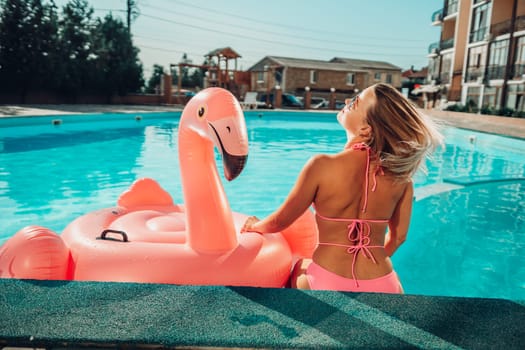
left=1, top=111, right=524, bottom=300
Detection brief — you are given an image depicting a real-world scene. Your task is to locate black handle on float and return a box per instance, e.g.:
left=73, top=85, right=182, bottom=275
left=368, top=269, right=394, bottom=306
left=98, top=229, right=129, bottom=242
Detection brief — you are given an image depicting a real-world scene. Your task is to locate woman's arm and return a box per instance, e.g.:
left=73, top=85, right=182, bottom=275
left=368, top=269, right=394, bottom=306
left=384, top=181, right=413, bottom=256
left=242, top=155, right=324, bottom=234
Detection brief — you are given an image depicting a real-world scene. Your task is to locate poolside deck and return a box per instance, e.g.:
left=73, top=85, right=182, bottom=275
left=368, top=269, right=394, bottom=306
left=1, top=279, right=524, bottom=350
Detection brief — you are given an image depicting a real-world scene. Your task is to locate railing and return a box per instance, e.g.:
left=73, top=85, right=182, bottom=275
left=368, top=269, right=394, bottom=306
left=465, top=67, right=484, bottom=82
left=441, top=38, right=455, bottom=50
left=431, top=9, right=443, bottom=23
left=486, top=65, right=506, bottom=80
left=440, top=71, right=451, bottom=84
left=444, top=0, right=459, bottom=16
left=428, top=42, right=440, bottom=54
left=427, top=39, right=454, bottom=54
left=514, top=64, right=525, bottom=78
left=490, top=16, right=525, bottom=37
left=469, top=26, right=488, bottom=43
left=429, top=72, right=441, bottom=82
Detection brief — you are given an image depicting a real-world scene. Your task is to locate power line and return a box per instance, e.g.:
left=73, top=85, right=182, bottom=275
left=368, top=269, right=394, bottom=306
left=142, top=4, right=425, bottom=50
left=95, top=6, right=425, bottom=52
left=136, top=12, right=424, bottom=58
left=165, top=0, right=429, bottom=43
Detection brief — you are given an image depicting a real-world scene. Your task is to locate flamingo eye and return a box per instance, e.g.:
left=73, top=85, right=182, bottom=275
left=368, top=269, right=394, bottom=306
left=226, top=126, right=231, bottom=133
left=198, top=106, right=206, bottom=118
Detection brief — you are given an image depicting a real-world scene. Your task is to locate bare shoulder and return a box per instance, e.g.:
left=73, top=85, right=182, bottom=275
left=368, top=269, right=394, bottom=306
left=307, top=153, right=334, bottom=167
left=404, top=178, right=414, bottom=193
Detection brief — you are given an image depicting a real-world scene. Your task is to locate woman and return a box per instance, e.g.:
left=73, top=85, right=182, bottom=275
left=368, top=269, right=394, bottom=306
left=242, top=83, right=443, bottom=293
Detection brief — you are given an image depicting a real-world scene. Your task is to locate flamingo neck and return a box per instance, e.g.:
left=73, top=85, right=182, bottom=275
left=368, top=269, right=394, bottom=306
left=178, top=128, right=237, bottom=253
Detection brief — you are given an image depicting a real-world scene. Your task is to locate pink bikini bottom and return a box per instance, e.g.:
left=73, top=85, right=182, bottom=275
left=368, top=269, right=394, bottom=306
left=305, top=262, right=403, bottom=293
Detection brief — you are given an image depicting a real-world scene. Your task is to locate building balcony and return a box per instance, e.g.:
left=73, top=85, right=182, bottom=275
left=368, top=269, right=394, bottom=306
left=428, top=42, right=440, bottom=54
left=444, top=1, right=459, bottom=17
left=431, top=9, right=443, bottom=24
left=440, top=71, right=451, bottom=84
left=486, top=65, right=506, bottom=80
left=440, top=38, right=455, bottom=50
left=515, top=64, right=525, bottom=78
left=465, top=67, right=484, bottom=82
left=490, top=16, right=525, bottom=37
left=469, top=26, right=488, bottom=43
left=427, top=39, right=454, bottom=55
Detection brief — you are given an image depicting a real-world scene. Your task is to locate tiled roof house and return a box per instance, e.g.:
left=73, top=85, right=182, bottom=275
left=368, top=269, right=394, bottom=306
left=247, top=55, right=402, bottom=99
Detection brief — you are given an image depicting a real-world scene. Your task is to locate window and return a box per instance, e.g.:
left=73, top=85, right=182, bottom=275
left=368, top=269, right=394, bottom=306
left=310, top=70, right=318, bottom=84
left=441, top=52, right=453, bottom=83
left=386, top=74, right=392, bottom=84
left=257, top=71, right=264, bottom=83
left=515, top=36, right=525, bottom=78
left=466, top=47, right=485, bottom=82
left=466, top=86, right=481, bottom=110
left=490, top=40, right=509, bottom=66
left=470, top=3, right=489, bottom=42
left=346, top=73, right=355, bottom=85
left=374, top=72, right=381, bottom=80
left=428, top=57, right=440, bottom=81
left=488, top=39, right=509, bottom=79
left=507, top=84, right=525, bottom=111
left=445, top=0, right=458, bottom=15
left=482, top=86, right=500, bottom=109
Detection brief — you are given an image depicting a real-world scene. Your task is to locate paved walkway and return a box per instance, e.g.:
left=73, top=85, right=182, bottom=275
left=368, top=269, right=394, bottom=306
left=425, top=109, right=525, bottom=139
left=0, top=104, right=179, bottom=116
left=1, top=104, right=525, bottom=139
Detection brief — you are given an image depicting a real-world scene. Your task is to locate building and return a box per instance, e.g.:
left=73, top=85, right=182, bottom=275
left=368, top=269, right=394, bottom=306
left=429, top=0, right=525, bottom=113
left=402, top=66, right=430, bottom=105
left=202, top=47, right=251, bottom=98
left=247, top=56, right=402, bottom=101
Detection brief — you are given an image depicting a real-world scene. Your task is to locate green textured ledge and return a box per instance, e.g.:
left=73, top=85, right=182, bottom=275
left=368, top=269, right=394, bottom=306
left=0, top=279, right=523, bottom=349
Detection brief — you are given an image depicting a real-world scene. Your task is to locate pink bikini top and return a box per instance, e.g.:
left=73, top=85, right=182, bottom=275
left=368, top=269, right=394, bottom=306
left=314, top=143, right=387, bottom=286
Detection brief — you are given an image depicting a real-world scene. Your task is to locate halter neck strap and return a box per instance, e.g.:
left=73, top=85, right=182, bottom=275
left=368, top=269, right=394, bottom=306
left=347, top=143, right=383, bottom=212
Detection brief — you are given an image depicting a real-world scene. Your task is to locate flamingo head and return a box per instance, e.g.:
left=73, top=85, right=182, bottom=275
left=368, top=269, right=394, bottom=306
left=180, top=87, right=248, bottom=181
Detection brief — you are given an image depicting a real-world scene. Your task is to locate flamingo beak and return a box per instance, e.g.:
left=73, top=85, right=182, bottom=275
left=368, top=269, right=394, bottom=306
left=222, top=152, right=247, bottom=181
left=208, top=121, right=248, bottom=181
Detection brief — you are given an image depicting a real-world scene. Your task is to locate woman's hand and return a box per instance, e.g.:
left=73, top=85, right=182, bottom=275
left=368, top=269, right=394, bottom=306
left=241, top=215, right=261, bottom=233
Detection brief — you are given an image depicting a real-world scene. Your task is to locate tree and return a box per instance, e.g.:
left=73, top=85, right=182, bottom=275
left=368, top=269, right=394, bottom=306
left=145, top=64, right=164, bottom=94
left=0, top=0, right=60, bottom=95
left=58, top=0, right=96, bottom=94
left=27, top=0, right=61, bottom=89
left=91, top=13, right=143, bottom=96
left=0, top=0, right=145, bottom=101
left=189, top=69, right=203, bottom=88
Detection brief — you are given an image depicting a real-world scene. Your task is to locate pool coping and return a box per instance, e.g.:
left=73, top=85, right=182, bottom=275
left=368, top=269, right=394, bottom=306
left=1, top=104, right=525, bottom=139
left=1, top=279, right=524, bottom=350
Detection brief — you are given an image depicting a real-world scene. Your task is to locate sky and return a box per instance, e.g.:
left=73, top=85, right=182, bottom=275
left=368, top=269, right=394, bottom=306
left=56, top=0, right=443, bottom=78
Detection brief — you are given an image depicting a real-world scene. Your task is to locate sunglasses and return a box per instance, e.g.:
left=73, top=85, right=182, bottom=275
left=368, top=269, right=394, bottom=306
left=345, top=95, right=359, bottom=110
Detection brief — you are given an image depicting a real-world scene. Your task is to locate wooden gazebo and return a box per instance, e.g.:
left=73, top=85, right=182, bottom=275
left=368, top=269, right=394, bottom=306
left=204, top=47, right=242, bottom=89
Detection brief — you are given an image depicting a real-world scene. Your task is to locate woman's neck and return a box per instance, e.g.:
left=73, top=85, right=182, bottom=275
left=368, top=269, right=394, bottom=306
left=345, top=136, right=369, bottom=149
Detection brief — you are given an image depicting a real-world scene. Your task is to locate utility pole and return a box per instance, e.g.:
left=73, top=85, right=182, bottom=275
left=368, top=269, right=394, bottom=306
left=127, top=0, right=138, bottom=34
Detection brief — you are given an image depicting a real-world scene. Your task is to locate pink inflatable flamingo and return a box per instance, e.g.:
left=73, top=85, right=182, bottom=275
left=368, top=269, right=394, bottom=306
left=0, top=88, right=317, bottom=287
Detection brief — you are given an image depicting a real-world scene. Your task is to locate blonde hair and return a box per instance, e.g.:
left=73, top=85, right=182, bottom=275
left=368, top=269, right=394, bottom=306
left=365, top=83, right=443, bottom=178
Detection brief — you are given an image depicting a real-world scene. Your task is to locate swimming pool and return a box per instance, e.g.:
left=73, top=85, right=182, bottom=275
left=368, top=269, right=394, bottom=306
left=1, top=111, right=524, bottom=300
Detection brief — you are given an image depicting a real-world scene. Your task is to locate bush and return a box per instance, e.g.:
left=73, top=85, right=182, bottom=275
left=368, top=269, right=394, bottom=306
left=497, top=107, right=514, bottom=117
left=445, top=103, right=467, bottom=112
left=512, top=110, right=525, bottom=118
left=480, top=105, right=496, bottom=115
